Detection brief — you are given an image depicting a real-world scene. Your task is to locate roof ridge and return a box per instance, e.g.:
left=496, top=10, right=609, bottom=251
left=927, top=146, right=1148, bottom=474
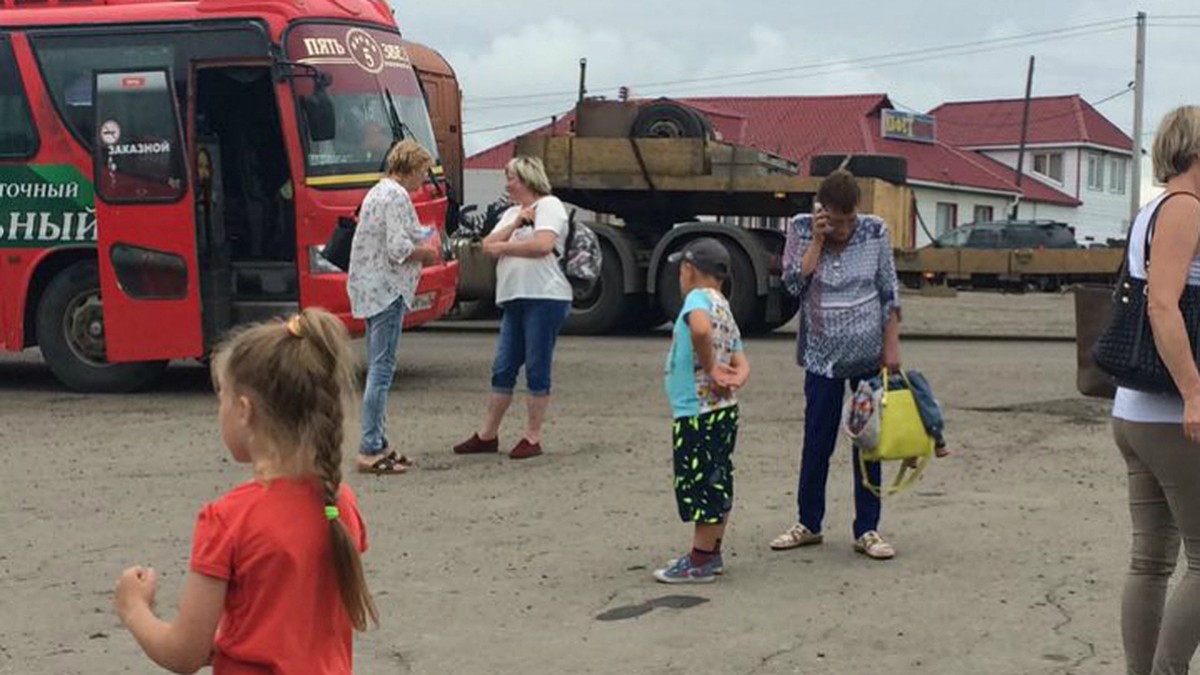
left=932, top=94, right=1078, bottom=110
left=943, top=143, right=1020, bottom=191
left=1070, top=95, right=1089, bottom=143
left=680, top=93, right=888, bottom=103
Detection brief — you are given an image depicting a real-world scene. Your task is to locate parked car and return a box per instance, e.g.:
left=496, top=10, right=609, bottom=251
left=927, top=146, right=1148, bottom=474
left=932, top=220, right=1079, bottom=249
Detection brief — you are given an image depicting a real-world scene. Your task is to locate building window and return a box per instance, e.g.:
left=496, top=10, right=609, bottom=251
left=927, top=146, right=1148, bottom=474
left=1109, top=156, right=1127, bottom=195
left=0, top=37, right=38, bottom=158
left=1033, top=151, right=1065, bottom=183
left=1087, top=152, right=1105, bottom=191
left=973, top=205, right=994, bottom=223
left=935, top=202, right=957, bottom=236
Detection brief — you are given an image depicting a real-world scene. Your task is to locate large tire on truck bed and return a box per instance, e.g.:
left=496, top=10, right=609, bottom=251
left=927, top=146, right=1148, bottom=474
left=809, top=154, right=907, bottom=185
left=656, top=239, right=758, bottom=329
left=631, top=101, right=711, bottom=139
left=36, top=260, right=167, bottom=393
left=563, top=241, right=628, bottom=335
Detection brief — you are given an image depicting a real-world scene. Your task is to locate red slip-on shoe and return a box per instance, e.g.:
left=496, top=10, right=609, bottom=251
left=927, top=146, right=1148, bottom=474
left=453, top=433, right=499, bottom=455
left=508, top=439, right=543, bottom=460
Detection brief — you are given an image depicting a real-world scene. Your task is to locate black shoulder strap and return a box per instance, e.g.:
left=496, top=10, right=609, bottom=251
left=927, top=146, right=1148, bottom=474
left=1143, top=191, right=1200, bottom=272
left=560, top=209, right=576, bottom=270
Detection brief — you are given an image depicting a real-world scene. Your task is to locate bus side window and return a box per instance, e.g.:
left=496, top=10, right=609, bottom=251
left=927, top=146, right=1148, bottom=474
left=0, top=36, right=38, bottom=158
left=93, top=70, right=186, bottom=203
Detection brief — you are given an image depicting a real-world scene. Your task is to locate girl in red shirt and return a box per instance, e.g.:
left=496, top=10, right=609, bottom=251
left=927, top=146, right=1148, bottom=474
left=113, top=309, right=376, bottom=674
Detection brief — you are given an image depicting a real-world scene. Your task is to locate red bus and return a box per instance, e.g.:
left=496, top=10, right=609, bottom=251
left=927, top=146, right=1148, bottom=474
left=0, top=0, right=458, bottom=392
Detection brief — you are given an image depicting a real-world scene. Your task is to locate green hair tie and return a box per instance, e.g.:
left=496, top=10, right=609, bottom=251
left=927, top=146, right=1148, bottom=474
left=324, top=505, right=340, bottom=521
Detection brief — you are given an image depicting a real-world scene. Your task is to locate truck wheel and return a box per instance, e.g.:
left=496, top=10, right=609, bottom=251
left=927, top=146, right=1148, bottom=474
left=751, top=293, right=800, bottom=334
left=36, top=261, right=167, bottom=393
left=631, top=101, right=711, bottom=139
left=809, top=154, right=907, bottom=185
left=623, top=294, right=667, bottom=332
left=564, top=241, right=627, bottom=335
left=657, top=239, right=758, bottom=328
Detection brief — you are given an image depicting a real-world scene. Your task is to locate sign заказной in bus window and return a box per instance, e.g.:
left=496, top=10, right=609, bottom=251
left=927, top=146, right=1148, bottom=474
left=94, top=71, right=185, bottom=202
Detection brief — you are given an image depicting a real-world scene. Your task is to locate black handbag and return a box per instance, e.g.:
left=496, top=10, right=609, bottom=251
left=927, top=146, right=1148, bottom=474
left=1092, top=191, right=1200, bottom=394
left=321, top=214, right=357, bottom=272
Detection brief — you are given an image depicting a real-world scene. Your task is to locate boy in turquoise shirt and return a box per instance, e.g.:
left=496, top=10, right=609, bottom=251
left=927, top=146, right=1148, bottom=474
left=655, top=238, right=750, bottom=584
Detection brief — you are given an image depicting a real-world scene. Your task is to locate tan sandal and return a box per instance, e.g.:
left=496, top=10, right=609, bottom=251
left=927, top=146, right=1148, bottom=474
left=854, top=531, right=896, bottom=560
left=770, top=523, right=824, bottom=550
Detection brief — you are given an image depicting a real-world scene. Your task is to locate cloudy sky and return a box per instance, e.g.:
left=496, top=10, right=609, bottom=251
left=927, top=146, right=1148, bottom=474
left=397, top=1, right=1198, bottom=198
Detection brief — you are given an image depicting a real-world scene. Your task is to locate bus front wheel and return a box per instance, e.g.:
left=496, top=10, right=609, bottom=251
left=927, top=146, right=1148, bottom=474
left=36, top=261, right=167, bottom=393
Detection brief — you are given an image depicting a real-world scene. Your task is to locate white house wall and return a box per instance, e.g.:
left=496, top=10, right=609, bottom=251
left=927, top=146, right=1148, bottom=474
left=979, top=147, right=1131, bottom=243
left=910, top=186, right=1013, bottom=246
left=983, top=148, right=1082, bottom=198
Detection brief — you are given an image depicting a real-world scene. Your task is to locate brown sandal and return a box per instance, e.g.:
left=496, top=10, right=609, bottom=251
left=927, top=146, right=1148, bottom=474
left=358, top=452, right=408, bottom=475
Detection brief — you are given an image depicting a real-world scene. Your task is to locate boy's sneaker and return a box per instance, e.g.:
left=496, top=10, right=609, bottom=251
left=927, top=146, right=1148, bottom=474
left=665, top=553, right=724, bottom=575
left=653, top=554, right=719, bottom=584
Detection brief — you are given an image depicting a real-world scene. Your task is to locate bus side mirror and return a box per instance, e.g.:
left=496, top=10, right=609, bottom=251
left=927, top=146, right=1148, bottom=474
left=302, top=82, right=336, bottom=142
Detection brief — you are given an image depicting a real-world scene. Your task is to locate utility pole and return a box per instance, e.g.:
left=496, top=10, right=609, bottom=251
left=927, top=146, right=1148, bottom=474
left=1129, top=11, right=1147, bottom=226
left=577, top=58, right=588, bottom=103
left=1012, top=56, right=1035, bottom=220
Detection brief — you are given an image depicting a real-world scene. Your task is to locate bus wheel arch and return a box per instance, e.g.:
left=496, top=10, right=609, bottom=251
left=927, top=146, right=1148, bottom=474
left=34, top=257, right=166, bottom=393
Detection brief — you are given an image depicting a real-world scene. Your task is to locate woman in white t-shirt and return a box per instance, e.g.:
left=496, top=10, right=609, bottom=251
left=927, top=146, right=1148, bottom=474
left=1110, top=106, right=1200, bottom=673
left=453, top=157, right=572, bottom=460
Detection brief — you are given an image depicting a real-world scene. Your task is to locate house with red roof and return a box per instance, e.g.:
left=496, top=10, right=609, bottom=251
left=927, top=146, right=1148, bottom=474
left=929, top=95, right=1134, bottom=243
left=465, top=93, right=1131, bottom=246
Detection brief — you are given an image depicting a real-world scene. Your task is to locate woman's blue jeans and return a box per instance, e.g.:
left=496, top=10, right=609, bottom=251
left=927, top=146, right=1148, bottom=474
left=360, top=296, right=405, bottom=455
left=490, top=299, right=571, bottom=397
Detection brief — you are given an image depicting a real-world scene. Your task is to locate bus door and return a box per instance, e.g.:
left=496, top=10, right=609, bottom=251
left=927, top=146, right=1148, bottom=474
left=91, top=69, right=203, bottom=361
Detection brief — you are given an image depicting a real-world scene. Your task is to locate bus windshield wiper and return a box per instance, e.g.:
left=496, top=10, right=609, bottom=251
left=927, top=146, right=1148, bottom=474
left=382, top=86, right=441, bottom=194
left=382, top=86, right=408, bottom=142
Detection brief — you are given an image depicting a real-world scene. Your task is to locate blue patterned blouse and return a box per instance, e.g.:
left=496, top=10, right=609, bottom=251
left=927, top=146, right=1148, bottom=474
left=781, top=213, right=901, bottom=378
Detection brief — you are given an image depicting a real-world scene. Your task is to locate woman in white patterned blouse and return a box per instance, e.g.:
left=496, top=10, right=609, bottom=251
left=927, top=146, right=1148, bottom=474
left=347, top=140, right=439, bottom=474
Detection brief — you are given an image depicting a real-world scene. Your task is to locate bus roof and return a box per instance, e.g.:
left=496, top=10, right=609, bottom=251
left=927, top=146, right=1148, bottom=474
left=0, top=0, right=395, bottom=31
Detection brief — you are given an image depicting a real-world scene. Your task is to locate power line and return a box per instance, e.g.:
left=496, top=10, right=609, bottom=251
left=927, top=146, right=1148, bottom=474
left=465, top=97, right=576, bottom=113
left=463, top=22, right=1132, bottom=112
left=463, top=114, right=557, bottom=136
left=636, top=25, right=1131, bottom=100
left=465, top=81, right=1134, bottom=143
left=463, top=16, right=1132, bottom=105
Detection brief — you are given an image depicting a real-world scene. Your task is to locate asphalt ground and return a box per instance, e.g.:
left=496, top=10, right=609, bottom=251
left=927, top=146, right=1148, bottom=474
left=0, top=291, right=1134, bottom=674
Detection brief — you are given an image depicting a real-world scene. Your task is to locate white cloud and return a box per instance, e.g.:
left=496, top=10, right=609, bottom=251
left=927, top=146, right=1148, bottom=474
left=394, top=0, right=1200, bottom=159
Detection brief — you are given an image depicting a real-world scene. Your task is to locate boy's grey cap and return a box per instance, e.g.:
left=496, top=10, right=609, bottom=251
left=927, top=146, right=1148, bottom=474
left=667, top=237, right=731, bottom=278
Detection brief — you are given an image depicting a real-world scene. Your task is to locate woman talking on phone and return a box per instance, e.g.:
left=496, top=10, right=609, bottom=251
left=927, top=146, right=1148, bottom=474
left=768, top=169, right=905, bottom=560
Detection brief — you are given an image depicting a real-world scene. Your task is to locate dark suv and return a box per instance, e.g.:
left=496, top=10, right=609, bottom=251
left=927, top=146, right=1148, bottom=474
left=933, top=220, right=1078, bottom=249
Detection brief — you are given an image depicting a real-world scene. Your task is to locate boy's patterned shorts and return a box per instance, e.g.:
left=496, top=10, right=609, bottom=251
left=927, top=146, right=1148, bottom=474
left=672, top=406, right=739, bottom=524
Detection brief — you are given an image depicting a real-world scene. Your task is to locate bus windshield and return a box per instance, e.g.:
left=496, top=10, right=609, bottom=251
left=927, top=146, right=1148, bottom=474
left=286, top=23, right=438, bottom=181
